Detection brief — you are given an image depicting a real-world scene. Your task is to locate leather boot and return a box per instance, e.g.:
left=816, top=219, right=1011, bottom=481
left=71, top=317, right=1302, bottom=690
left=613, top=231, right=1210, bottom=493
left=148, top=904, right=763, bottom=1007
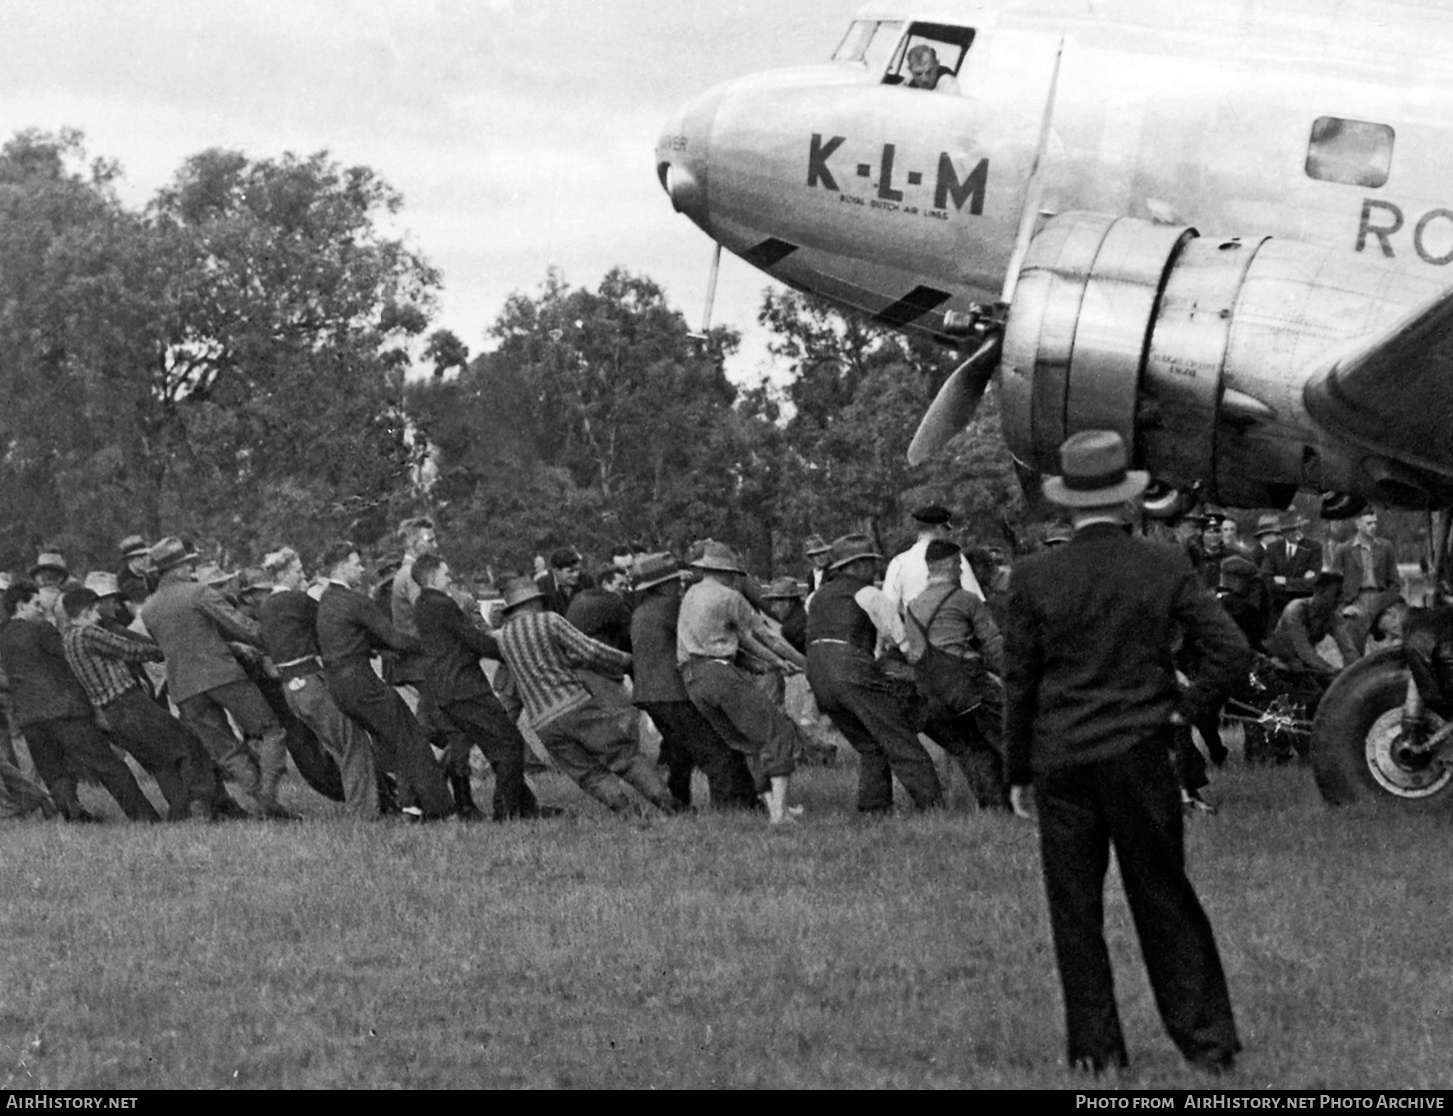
left=449, top=771, right=486, bottom=822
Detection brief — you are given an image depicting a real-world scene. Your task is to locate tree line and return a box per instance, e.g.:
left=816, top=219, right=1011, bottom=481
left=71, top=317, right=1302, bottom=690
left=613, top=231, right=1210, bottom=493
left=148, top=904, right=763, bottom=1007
left=0, top=128, right=1022, bottom=580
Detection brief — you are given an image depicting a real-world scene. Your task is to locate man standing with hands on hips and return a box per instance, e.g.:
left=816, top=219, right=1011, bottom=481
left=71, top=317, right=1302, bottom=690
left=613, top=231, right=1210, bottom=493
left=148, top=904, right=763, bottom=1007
left=1002, top=430, right=1248, bottom=1077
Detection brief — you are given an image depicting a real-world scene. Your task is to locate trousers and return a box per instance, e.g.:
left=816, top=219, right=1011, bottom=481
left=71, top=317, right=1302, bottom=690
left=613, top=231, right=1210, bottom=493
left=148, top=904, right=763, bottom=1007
left=435, top=693, right=541, bottom=821
left=102, top=688, right=216, bottom=820
left=325, top=661, right=451, bottom=818
left=23, top=715, right=160, bottom=822
left=1035, top=732, right=1239, bottom=1069
left=535, top=703, right=673, bottom=813
left=679, top=658, right=797, bottom=793
left=638, top=699, right=759, bottom=809
left=176, top=678, right=287, bottom=805
left=921, top=685, right=1009, bottom=809
left=807, top=645, right=941, bottom=812
left=282, top=673, right=378, bottom=818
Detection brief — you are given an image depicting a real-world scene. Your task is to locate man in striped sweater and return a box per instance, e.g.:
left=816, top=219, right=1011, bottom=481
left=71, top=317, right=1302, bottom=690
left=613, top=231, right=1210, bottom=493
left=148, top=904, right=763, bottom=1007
left=494, top=577, right=680, bottom=816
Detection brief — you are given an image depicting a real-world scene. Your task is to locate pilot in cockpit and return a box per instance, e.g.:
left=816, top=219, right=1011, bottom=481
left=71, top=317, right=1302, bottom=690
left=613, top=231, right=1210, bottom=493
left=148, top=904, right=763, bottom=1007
left=904, top=45, right=960, bottom=94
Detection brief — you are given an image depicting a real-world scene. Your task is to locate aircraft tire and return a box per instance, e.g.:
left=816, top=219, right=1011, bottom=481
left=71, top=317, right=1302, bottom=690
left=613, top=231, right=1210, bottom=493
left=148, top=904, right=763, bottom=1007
left=1311, top=648, right=1453, bottom=808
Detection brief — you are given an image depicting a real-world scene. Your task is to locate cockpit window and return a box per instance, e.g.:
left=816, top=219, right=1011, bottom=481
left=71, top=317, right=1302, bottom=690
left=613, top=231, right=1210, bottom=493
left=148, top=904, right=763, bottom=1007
left=884, top=22, right=976, bottom=91
left=1305, top=117, right=1394, bottom=188
left=832, top=20, right=904, bottom=75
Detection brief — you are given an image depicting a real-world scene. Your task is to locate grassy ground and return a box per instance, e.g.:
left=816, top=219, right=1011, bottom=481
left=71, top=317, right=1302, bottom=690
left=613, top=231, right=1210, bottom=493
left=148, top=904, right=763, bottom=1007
left=0, top=745, right=1449, bottom=1090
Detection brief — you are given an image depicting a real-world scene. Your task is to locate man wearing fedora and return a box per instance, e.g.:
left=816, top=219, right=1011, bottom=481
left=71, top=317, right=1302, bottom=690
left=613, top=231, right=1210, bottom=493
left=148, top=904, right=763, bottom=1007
left=29, top=550, right=74, bottom=631
left=115, top=535, right=155, bottom=606
left=678, top=542, right=806, bottom=824
left=140, top=537, right=296, bottom=820
left=630, top=552, right=757, bottom=810
left=1255, top=512, right=1323, bottom=615
left=1003, top=430, right=1247, bottom=1076
left=807, top=533, right=943, bottom=814
left=410, top=553, right=551, bottom=822
left=802, top=535, right=833, bottom=595
left=315, top=540, right=454, bottom=822
left=495, top=575, right=679, bottom=816
left=881, top=505, right=985, bottom=621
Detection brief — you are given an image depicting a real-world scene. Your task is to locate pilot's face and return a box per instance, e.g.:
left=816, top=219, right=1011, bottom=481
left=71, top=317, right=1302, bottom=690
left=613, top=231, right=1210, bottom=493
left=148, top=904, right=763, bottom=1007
left=1357, top=512, right=1378, bottom=538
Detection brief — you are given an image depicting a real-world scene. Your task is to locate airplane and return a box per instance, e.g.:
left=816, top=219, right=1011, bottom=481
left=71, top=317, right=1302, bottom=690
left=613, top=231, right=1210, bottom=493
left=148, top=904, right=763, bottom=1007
left=655, top=0, right=1453, bottom=572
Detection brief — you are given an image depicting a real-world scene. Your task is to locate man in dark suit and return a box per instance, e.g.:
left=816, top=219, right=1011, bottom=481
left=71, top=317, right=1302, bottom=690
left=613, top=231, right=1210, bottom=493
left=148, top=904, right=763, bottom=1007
left=1333, top=509, right=1402, bottom=653
left=315, top=540, right=453, bottom=822
left=1004, top=430, right=1248, bottom=1077
left=1255, top=513, right=1324, bottom=616
left=410, top=553, right=549, bottom=822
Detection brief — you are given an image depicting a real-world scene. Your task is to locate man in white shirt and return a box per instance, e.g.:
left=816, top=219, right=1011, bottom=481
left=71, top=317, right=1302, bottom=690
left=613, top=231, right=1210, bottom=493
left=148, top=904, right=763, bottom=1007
left=881, top=505, right=983, bottom=617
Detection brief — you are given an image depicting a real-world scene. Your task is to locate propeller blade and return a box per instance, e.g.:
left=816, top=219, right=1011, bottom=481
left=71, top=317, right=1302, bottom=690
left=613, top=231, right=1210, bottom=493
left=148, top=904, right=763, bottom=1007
left=907, top=334, right=1002, bottom=466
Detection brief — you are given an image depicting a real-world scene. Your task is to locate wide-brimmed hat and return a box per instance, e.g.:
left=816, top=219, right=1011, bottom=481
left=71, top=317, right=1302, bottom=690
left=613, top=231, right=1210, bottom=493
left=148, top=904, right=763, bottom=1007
left=912, top=504, right=953, bottom=527
left=194, top=562, right=235, bottom=587
left=149, top=537, right=199, bottom=574
left=761, top=576, right=804, bottom=600
left=29, top=551, right=69, bottom=579
left=118, top=534, right=151, bottom=560
left=1253, top=513, right=1284, bottom=538
left=634, top=553, right=682, bottom=591
left=828, top=533, right=883, bottom=571
left=802, top=534, right=831, bottom=557
left=1281, top=511, right=1309, bottom=531
left=501, top=577, right=544, bottom=612
left=238, top=567, right=275, bottom=594
left=82, top=571, right=122, bottom=598
left=1043, top=431, right=1150, bottom=509
left=690, top=541, right=745, bottom=574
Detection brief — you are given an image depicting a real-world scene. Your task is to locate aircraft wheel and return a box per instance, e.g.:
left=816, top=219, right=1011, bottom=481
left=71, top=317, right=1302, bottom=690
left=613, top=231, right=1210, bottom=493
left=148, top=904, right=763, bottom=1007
left=1311, top=648, right=1453, bottom=808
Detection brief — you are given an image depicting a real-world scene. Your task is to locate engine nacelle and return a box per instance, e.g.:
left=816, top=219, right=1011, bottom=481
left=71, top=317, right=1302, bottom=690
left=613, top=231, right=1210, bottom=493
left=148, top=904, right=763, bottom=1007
left=999, top=212, right=1441, bottom=509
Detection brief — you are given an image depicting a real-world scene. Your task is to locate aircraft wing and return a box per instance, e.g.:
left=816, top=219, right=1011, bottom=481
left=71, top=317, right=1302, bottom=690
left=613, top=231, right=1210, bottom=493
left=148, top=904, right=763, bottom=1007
left=1304, top=285, right=1453, bottom=478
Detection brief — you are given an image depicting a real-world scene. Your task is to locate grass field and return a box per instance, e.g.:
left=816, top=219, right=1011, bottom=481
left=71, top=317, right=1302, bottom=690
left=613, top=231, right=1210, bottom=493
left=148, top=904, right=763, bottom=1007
left=0, top=742, right=1449, bottom=1090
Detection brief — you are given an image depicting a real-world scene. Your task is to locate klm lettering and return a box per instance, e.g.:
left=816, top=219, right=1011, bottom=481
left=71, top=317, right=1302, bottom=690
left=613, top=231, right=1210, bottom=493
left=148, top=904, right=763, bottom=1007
left=807, top=133, right=988, bottom=215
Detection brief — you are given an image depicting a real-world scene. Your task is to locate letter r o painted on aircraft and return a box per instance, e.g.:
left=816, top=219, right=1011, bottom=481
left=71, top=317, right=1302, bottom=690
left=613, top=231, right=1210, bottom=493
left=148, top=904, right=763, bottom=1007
left=1413, top=207, right=1453, bottom=266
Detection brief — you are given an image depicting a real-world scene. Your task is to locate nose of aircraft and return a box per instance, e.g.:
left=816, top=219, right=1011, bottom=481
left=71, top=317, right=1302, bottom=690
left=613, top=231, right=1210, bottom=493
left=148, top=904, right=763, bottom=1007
left=655, top=85, right=725, bottom=232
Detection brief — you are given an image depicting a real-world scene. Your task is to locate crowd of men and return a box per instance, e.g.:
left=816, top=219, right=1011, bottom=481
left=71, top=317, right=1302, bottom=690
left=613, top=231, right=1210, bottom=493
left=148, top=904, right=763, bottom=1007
left=0, top=426, right=1417, bottom=1077
left=0, top=482, right=1408, bottom=829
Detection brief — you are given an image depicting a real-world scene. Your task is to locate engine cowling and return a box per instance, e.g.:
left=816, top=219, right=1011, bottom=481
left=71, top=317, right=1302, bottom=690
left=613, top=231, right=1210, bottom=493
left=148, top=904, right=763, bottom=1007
left=998, top=212, right=1441, bottom=509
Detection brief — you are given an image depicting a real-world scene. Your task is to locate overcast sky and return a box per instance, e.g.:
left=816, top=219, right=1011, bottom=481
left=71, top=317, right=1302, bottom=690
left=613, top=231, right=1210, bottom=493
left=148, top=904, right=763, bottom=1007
left=0, top=0, right=856, bottom=382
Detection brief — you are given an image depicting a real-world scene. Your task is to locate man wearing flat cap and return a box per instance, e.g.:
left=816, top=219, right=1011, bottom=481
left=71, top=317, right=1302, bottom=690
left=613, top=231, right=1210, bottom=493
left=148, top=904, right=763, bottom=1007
left=905, top=538, right=1008, bottom=810
left=807, top=533, right=943, bottom=813
left=1003, top=430, right=1247, bottom=1076
left=881, top=504, right=984, bottom=620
